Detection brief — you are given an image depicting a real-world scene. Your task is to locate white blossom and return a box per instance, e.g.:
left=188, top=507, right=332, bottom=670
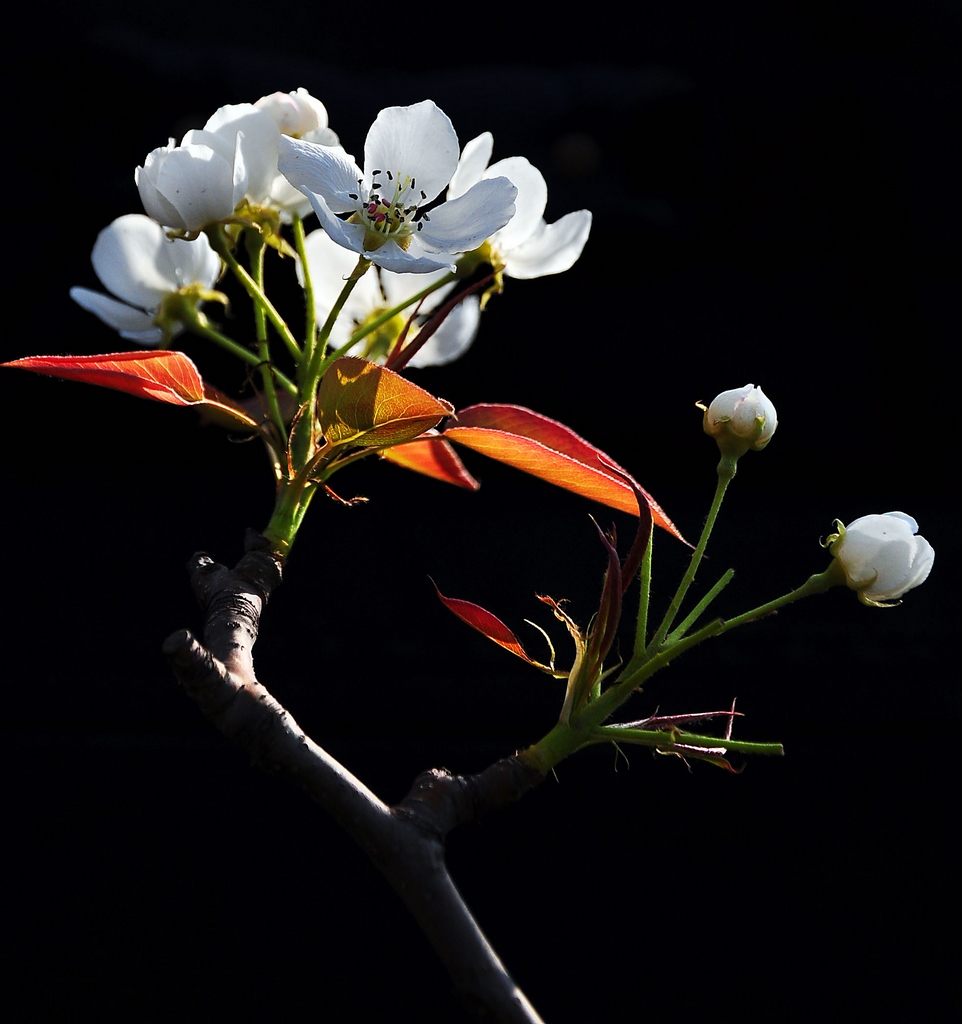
left=701, top=384, right=777, bottom=455
left=253, top=89, right=340, bottom=218
left=278, top=100, right=518, bottom=273
left=70, top=214, right=221, bottom=345
left=447, top=132, right=592, bottom=278
left=827, top=512, right=934, bottom=607
left=136, top=103, right=281, bottom=231
left=299, top=229, right=479, bottom=366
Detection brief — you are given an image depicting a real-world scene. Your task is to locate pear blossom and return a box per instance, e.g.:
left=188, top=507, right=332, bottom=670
left=300, top=229, right=479, bottom=366
left=253, top=89, right=340, bottom=219
left=278, top=100, right=518, bottom=273
left=826, top=512, right=934, bottom=607
left=136, top=103, right=282, bottom=232
left=70, top=214, right=221, bottom=346
left=447, top=132, right=592, bottom=279
left=700, top=384, right=777, bottom=456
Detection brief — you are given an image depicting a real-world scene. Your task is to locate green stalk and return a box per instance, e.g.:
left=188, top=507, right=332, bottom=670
left=312, top=267, right=455, bottom=379
left=649, top=452, right=737, bottom=652
left=247, top=232, right=285, bottom=439
left=180, top=314, right=296, bottom=395
left=633, top=530, right=653, bottom=659
left=207, top=226, right=302, bottom=362
left=291, top=215, right=318, bottom=361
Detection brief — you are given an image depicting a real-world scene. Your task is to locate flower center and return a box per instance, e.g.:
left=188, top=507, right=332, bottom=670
left=348, top=169, right=430, bottom=251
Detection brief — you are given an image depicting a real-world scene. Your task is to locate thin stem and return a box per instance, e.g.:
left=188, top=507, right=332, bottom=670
left=182, top=317, right=296, bottom=395
left=633, top=529, right=653, bottom=659
left=207, top=225, right=302, bottom=363
left=247, top=233, right=285, bottom=439
left=311, top=262, right=447, bottom=379
left=666, top=568, right=735, bottom=643
left=306, top=256, right=371, bottom=388
left=649, top=453, right=737, bottom=651
left=291, top=215, right=318, bottom=361
left=590, top=725, right=784, bottom=757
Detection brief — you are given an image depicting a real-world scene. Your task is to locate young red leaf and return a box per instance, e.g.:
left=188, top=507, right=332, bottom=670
left=3, top=351, right=261, bottom=430
left=4, top=351, right=207, bottom=404
left=444, top=404, right=684, bottom=541
left=380, top=433, right=480, bottom=490
left=318, top=356, right=454, bottom=448
left=433, top=582, right=553, bottom=670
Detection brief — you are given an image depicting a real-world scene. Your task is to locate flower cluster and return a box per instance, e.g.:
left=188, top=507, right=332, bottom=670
left=71, top=93, right=593, bottom=366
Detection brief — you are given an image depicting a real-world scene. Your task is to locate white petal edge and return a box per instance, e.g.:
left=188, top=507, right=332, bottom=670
left=502, top=210, right=592, bottom=279
left=70, top=287, right=164, bottom=345
left=363, top=100, right=459, bottom=204
left=416, top=177, right=518, bottom=254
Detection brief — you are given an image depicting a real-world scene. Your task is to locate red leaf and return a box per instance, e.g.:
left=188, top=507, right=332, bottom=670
left=433, top=582, right=542, bottom=665
left=444, top=404, right=684, bottom=541
left=380, top=433, right=480, bottom=490
left=3, top=351, right=261, bottom=429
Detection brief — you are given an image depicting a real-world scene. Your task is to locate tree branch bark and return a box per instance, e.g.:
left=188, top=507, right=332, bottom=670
left=163, top=532, right=547, bottom=1022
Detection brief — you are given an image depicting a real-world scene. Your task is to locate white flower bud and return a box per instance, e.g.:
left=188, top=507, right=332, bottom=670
left=700, top=383, right=777, bottom=457
left=826, top=512, right=934, bottom=607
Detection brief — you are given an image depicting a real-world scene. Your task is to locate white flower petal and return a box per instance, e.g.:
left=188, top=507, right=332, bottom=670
left=90, top=214, right=178, bottom=308
left=202, top=104, right=281, bottom=202
left=364, top=100, right=459, bottom=204
left=136, top=141, right=188, bottom=228
left=255, top=88, right=330, bottom=137
left=406, top=297, right=481, bottom=367
left=278, top=136, right=363, bottom=214
left=416, top=177, right=517, bottom=254
left=156, top=232, right=221, bottom=290
left=486, top=156, right=547, bottom=248
left=70, top=287, right=164, bottom=345
left=501, top=210, right=593, bottom=279
left=150, top=143, right=236, bottom=231
left=447, top=132, right=494, bottom=199
left=371, top=241, right=457, bottom=274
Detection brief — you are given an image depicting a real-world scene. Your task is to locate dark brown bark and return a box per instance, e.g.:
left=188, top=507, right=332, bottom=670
left=163, top=532, right=547, bottom=1023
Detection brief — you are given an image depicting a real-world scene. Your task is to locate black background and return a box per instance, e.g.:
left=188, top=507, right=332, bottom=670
left=4, top=3, right=957, bottom=1020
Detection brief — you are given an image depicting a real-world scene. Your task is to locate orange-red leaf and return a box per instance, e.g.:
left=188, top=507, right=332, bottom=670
left=318, top=356, right=454, bottom=448
left=380, top=432, right=480, bottom=490
left=433, top=582, right=543, bottom=666
left=444, top=404, right=684, bottom=540
left=3, top=351, right=260, bottom=429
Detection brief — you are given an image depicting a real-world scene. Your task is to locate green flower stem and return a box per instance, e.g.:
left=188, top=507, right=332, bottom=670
left=633, top=530, right=654, bottom=659
left=207, top=226, right=302, bottom=363
left=291, top=216, right=318, bottom=361
left=289, top=257, right=371, bottom=475
left=181, top=314, right=296, bottom=396
left=306, top=256, right=371, bottom=388
left=590, top=725, right=784, bottom=757
left=648, top=452, right=737, bottom=653
left=666, top=568, right=735, bottom=644
left=614, top=564, right=842, bottom=706
left=247, top=233, right=285, bottom=439
left=312, top=268, right=455, bottom=380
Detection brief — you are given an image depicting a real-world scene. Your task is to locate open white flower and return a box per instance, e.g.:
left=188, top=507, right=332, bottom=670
left=447, top=132, right=592, bottom=279
left=300, top=229, right=479, bottom=366
left=70, top=214, right=221, bottom=345
left=278, top=100, right=518, bottom=273
left=136, top=103, right=282, bottom=232
left=827, top=512, right=934, bottom=607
